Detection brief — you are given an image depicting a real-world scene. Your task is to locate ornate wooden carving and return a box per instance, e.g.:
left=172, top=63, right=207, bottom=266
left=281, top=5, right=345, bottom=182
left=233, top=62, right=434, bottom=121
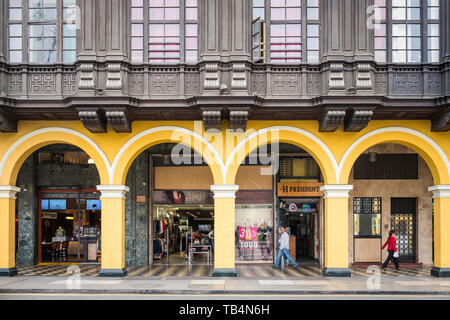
left=344, top=109, right=374, bottom=132
left=78, top=109, right=106, bottom=133
left=319, top=109, right=346, bottom=132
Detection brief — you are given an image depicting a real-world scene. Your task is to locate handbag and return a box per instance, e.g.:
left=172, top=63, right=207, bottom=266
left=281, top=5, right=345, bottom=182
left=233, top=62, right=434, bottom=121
left=393, top=252, right=399, bottom=258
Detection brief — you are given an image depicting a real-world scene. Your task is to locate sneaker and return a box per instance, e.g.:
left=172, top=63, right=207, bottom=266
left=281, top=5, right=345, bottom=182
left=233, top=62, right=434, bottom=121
left=293, top=264, right=299, bottom=268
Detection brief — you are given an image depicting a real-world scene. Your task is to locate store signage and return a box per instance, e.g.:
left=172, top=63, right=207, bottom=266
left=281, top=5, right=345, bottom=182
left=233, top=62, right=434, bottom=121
left=42, top=212, right=57, bottom=219
left=288, top=203, right=298, bottom=212
left=301, top=203, right=311, bottom=212
left=277, top=182, right=324, bottom=197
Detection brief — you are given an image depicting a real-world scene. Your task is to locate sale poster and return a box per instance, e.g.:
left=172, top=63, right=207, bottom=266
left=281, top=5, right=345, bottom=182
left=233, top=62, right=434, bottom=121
left=235, top=205, right=273, bottom=263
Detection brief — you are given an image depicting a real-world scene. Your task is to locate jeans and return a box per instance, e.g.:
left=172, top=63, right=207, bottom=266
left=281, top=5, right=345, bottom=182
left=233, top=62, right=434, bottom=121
left=274, top=248, right=298, bottom=268
left=382, top=250, right=400, bottom=270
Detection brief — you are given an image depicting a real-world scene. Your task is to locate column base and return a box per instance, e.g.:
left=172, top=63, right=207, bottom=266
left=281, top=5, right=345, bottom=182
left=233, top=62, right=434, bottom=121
left=322, top=268, right=351, bottom=277
left=0, top=267, right=17, bottom=277
left=431, top=267, right=450, bottom=278
left=98, top=268, right=127, bottom=277
left=212, top=268, right=237, bottom=277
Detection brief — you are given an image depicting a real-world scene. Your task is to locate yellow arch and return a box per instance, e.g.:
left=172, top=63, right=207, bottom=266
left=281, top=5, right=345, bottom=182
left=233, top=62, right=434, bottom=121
left=0, top=129, right=111, bottom=186
left=224, top=127, right=339, bottom=185
left=112, top=127, right=224, bottom=185
left=338, top=128, right=450, bottom=185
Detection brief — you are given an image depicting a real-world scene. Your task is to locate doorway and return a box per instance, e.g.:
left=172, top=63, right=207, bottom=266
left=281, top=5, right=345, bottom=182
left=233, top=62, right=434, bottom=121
left=38, top=188, right=102, bottom=264
left=279, top=198, right=320, bottom=263
left=391, top=198, right=417, bottom=263
left=152, top=204, right=214, bottom=266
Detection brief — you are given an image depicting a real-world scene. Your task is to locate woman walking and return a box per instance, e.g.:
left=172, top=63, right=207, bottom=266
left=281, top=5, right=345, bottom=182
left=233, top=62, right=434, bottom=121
left=381, top=230, right=400, bottom=271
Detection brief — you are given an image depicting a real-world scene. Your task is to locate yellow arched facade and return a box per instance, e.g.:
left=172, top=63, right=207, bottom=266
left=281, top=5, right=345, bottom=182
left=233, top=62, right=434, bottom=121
left=1, top=119, right=449, bottom=277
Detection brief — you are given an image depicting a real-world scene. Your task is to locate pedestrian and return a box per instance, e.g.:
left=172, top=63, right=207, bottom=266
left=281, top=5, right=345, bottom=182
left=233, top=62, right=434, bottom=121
left=208, top=229, right=214, bottom=253
left=273, top=226, right=298, bottom=268
left=381, top=229, right=400, bottom=271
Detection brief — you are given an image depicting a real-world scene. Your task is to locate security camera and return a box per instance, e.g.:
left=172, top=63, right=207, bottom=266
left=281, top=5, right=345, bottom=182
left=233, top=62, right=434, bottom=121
left=219, top=83, right=229, bottom=95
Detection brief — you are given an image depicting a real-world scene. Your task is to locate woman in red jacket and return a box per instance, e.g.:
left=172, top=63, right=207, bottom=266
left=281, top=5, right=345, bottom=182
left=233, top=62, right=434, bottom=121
left=381, top=230, right=400, bottom=271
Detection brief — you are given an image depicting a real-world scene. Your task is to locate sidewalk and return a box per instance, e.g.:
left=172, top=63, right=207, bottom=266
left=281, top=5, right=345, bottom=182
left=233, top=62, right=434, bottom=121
left=1, top=274, right=450, bottom=296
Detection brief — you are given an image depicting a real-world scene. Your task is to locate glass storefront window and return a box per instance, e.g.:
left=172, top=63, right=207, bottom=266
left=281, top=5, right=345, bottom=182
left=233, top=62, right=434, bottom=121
left=235, top=205, right=273, bottom=263
left=353, top=197, right=382, bottom=237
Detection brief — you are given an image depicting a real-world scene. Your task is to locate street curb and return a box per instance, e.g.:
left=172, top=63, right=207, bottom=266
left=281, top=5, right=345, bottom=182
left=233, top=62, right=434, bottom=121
left=1, top=289, right=450, bottom=295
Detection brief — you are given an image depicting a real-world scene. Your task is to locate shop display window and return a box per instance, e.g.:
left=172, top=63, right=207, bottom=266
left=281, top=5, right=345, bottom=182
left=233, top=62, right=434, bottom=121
left=235, top=205, right=273, bottom=263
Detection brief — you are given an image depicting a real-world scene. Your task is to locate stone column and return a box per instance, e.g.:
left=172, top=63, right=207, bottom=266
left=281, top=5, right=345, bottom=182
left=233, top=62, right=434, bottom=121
left=211, top=184, right=239, bottom=277
left=320, top=185, right=353, bottom=277
left=0, top=186, right=21, bottom=277
left=125, top=153, right=149, bottom=266
left=97, top=185, right=129, bottom=277
left=429, top=185, right=450, bottom=277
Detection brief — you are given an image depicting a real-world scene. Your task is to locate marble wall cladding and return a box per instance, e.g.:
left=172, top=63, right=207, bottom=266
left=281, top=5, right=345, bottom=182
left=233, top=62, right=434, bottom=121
left=125, top=152, right=149, bottom=266
left=125, top=163, right=136, bottom=265
left=16, top=155, right=37, bottom=266
left=36, top=164, right=100, bottom=187
left=348, top=143, right=434, bottom=265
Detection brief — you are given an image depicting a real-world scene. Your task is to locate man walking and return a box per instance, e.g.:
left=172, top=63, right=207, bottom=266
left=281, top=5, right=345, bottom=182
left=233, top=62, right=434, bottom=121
left=274, top=226, right=298, bottom=268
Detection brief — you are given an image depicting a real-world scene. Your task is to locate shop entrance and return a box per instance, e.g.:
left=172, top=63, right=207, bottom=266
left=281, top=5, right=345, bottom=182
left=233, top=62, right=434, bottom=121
left=38, top=188, right=102, bottom=264
left=279, top=199, right=320, bottom=263
left=152, top=204, right=214, bottom=265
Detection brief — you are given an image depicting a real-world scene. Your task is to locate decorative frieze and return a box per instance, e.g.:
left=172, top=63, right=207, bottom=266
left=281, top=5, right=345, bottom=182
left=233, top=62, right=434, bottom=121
left=251, top=73, right=266, bottom=96
left=62, top=73, right=77, bottom=95
left=150, top=73, right=179, bottom=95
left=426, top=73, right=441, bottom=95
left=28, top=74, right=56, bottom=94
left=393, top=73, right=422, bottom=95
left=185, top=72, right=200, bottom=96
left=271, top=72, right=301, bottom=95
left=306, top=73, right=321, bottom=95
left=319, top=109, right=346, bottom=132
left=374, top=72, right=388, bottom=95
left=328, top=63, right=345, bottom=90
left=129, top=73, right=144, bottom=95
left=204, top=63, right=220, bottom=90
left=8, top=73, right=22, bottom=95
left=231, top=63, right=247, bottom=90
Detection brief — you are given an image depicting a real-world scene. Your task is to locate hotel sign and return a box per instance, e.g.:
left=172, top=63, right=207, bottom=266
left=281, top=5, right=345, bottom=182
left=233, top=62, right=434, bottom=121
left=277, top=182, right=324, bottom=197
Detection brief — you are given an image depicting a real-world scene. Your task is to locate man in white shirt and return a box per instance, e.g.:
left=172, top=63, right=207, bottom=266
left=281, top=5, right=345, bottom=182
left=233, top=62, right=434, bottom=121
left=273, top=226, right=298, bottom=269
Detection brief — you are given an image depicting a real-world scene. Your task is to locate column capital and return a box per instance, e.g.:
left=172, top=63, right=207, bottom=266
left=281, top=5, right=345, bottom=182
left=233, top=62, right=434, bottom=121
left=0, top=186, right=21, bottom=199
left=210, top=185, right=239, bottom=199
left=320, top=185, right=353, bottom=199
left=428, top=185, right=450, bottom=199
left=97, top=185, right=129, bottom=199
